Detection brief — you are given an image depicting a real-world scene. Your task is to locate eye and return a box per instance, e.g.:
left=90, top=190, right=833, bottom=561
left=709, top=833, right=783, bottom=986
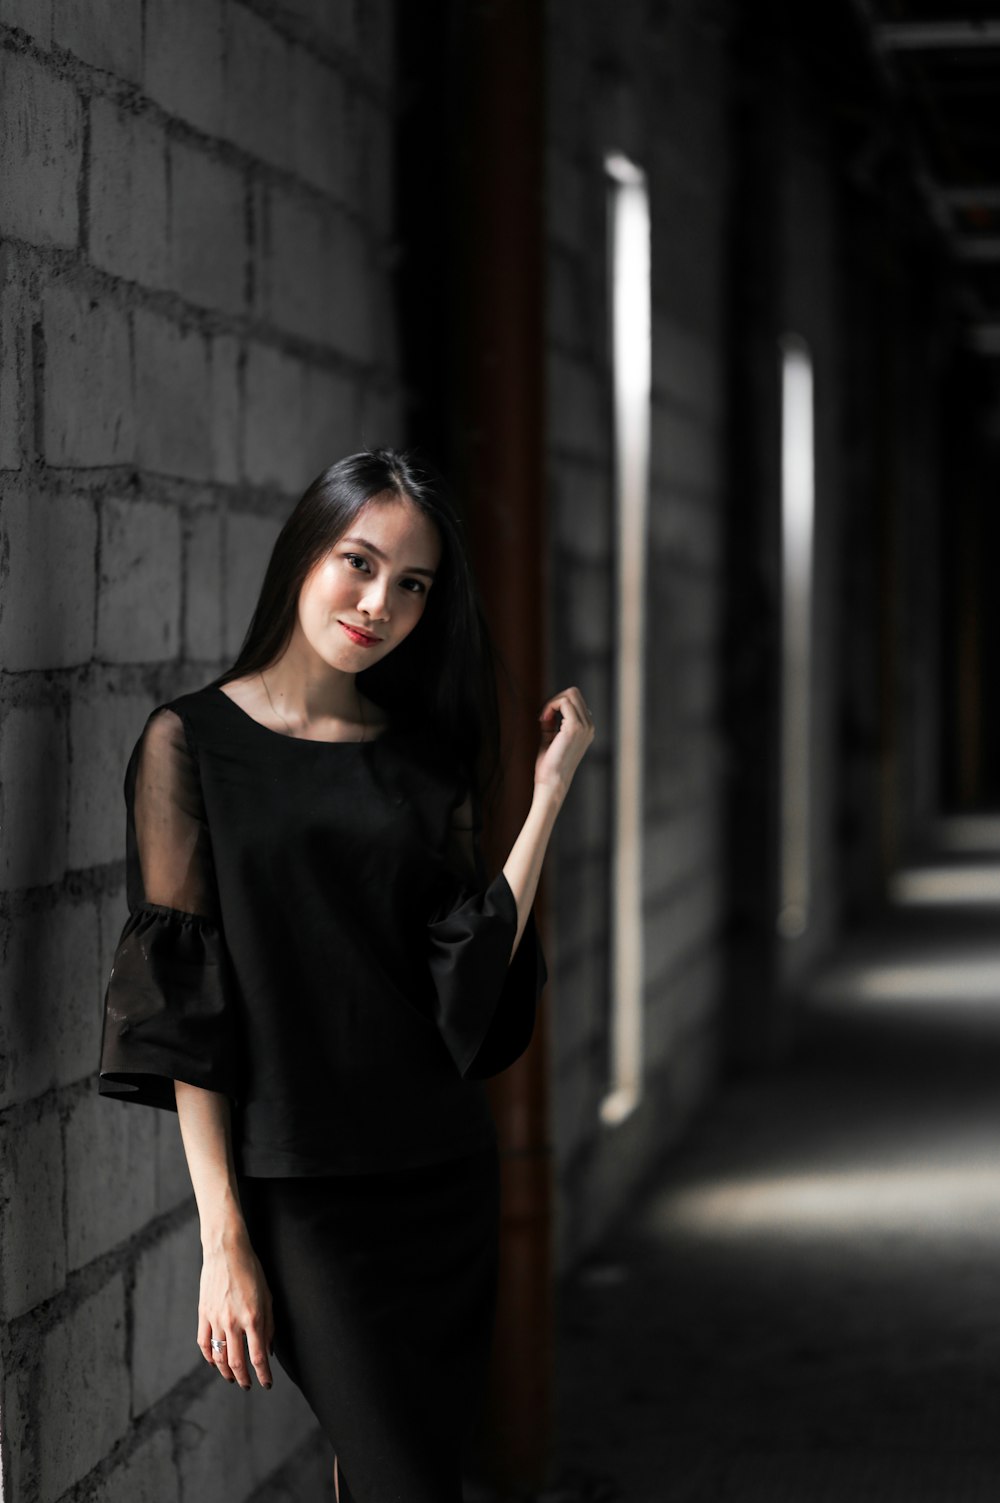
left=400, top=578, right=427, bottom=595
left=343, top=553, right=370, bottom=572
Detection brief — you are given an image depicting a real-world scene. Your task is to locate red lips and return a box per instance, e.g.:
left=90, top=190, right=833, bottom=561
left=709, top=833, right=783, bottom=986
left=339, top=621, right=381, bottom=646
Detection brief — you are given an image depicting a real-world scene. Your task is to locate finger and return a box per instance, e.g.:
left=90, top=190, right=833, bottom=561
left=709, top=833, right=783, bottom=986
left=197, top=1312, right=215, bottom=1366
left=210, top=1330, right=236, bottom=1383
left=564, top=687, right=596, bottom=731
left=245, top=1315, right=274, bottom=1389
left=226, top=1323, right=251, bottom=1390
left=551, top=691, right=588, bottom=731
left=539, top=693, right=576, bottom=726
left=564, top=685, right=593, bottom=722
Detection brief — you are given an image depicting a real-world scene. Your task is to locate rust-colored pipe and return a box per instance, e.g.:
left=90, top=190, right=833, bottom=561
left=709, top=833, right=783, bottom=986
left=451, top=0, right=552, bottom=1492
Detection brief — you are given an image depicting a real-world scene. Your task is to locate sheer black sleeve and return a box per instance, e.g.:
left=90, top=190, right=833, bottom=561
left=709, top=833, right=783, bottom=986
left=97, top=706, right=241, bottom=1112
left=426, top=782, right=548, bottom=1080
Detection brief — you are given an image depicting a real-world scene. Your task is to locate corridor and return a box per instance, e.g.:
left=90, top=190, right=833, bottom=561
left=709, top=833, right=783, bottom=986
left=6, top=1, right=1000, bottom=1496
left=545, top=818, right=1000, bottom=1502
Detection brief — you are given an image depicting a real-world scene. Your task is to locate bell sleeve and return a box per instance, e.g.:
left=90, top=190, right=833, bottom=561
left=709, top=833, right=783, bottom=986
left=98, top=706, right=241, bottom=1112
left=426, top=782, right=548, bottom=1081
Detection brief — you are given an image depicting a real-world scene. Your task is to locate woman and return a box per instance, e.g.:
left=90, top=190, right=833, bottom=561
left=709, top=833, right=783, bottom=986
left=98, top=446, right=594, bottom=1502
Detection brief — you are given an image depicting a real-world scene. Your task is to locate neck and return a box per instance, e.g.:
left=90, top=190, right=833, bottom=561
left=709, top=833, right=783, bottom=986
left=260, top=641, right=365, bottom=727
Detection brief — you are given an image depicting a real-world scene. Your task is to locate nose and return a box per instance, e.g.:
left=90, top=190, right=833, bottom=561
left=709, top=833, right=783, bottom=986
left=358, top=575, right=390, bottom=622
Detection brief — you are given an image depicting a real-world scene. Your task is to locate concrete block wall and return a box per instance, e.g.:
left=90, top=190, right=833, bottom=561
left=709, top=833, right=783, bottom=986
left=895, top=308, right=946, bottom=842
left=0, top=2, right=402, bottom=1497
left=837, top=188, right=950, bottom=893
left=763, top=17, right=948, bottom=950
left=544, top=0, right=732, bottom=1271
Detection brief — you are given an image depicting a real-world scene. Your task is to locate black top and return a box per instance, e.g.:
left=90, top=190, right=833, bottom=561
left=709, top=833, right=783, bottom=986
left=97, top=684, right=547, bottom=1177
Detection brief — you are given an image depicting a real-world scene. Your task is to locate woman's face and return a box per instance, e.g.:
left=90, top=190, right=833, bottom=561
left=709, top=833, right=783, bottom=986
left=295, top=493, right=442, bottom=672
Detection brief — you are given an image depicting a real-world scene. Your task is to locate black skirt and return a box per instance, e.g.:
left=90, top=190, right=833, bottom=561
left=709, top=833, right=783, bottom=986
left=238, top=1141, right=501, bottom=1503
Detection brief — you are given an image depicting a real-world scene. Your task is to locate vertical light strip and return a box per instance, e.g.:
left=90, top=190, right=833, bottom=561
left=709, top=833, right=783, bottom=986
left=601, top=151, right=651, bottom=1126
left=778, top=336, right=815, bottom=939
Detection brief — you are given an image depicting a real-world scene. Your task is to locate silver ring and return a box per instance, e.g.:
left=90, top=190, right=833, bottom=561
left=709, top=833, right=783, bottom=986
left=211, top=1337, right=226, bottom=1354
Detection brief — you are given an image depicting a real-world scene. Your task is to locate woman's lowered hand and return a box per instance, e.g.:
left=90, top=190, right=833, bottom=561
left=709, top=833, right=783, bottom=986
left=197, top=1224, right=275, bottom=1391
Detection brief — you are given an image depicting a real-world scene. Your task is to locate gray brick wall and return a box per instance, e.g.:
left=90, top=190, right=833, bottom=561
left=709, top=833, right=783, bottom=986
left=544, top=0, right=732, bottom=1273
left=0, top=1, right=400, bottom=1496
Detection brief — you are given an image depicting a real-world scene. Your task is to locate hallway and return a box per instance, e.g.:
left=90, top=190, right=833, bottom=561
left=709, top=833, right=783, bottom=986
left=544, top=818, right=1000, bottom=1502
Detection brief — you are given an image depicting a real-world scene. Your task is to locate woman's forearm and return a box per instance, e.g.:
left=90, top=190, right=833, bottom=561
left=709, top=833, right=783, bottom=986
left=174, top=1080, right=247, bottom=1251
left=501, top=782, right=563, bottom=958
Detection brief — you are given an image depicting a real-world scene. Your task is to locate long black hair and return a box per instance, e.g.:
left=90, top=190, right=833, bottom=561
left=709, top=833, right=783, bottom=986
left=211, top=446, right=502, bottom=806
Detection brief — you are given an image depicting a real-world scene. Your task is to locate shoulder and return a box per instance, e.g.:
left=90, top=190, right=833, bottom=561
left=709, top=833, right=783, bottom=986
left=127, top=705, right=195, bottom=793
left=152, top=681, right=229, bottom=738
left=130, top=683, right=221, bottom=772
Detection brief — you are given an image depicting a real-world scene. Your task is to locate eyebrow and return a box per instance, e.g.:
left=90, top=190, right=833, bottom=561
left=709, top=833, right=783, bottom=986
left=341, top=536, right=437, bottom=578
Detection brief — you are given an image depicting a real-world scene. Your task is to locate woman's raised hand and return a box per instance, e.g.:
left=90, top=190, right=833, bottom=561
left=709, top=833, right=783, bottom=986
left=534, top=686, right=596, bottom=802
left=196, top=1227, right=275, bottom=1390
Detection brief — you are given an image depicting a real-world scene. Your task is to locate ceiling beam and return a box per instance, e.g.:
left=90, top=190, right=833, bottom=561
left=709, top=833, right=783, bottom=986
left=845, top=1, right=961, bottom=240
left=876, top=22, right=1000, bottom=50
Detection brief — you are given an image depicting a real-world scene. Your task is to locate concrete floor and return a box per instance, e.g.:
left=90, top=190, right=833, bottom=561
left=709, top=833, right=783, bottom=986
left=540, top=819, right=1000, bottom=1502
